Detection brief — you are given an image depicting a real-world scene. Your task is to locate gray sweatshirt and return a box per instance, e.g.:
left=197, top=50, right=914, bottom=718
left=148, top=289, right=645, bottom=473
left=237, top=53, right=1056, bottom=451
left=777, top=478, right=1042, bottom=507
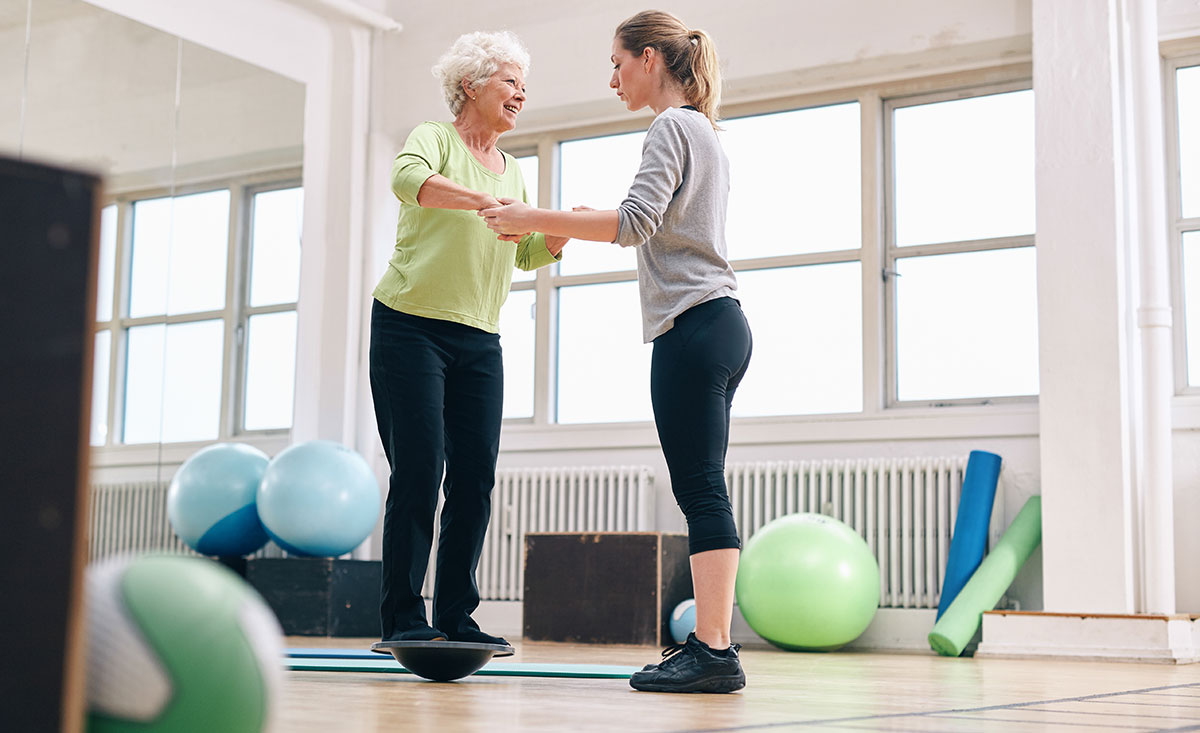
left=615, top=106, right=739, bottom=343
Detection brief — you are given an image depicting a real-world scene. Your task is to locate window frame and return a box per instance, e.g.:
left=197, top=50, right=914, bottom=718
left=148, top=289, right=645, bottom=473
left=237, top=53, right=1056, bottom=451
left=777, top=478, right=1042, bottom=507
left=883, top=80, right=1038, bottom=408
left=501, top=146, right=541, bottom=425
left=91, top=167, right=301, bottom=457
left=1166, top=51, right=1200, bottom=396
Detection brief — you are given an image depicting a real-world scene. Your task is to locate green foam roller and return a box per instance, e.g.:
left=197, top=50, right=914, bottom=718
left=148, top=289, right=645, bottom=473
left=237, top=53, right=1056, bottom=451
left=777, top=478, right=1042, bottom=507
left=928, top=495, right=1042, bottom=657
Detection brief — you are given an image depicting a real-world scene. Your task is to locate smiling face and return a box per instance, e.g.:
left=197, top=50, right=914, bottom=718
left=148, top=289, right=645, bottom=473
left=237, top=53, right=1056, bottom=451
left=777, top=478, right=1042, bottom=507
left=609, top=39, right=650, bottom=111
left=465, top=61, right=526, bottom=133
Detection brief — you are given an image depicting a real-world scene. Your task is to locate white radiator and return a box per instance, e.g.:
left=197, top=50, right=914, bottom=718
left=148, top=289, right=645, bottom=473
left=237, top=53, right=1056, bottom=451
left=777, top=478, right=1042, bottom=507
left=92, top=460, right=968, bottom=609
left=423, top=465, right=656, bottom=601
left=89, top=481, right=189, bottom=560
left=89, top=466, right=655, bottom=603
left=726, top=457, right=974, bottom=610
left=88, top=481, right=283, bottom=561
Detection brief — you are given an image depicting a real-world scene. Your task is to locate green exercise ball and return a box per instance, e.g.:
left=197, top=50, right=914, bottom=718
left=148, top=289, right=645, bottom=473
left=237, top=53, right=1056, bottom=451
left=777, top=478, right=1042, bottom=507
left=85, top=555, right=283, bottom=732
left=735, top=512, right=880, bottom=651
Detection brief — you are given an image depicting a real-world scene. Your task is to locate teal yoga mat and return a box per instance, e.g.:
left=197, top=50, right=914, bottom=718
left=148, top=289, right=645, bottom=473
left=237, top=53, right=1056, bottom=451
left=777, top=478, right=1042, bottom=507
left=928, top=495, right=1042, bottom=657
left=287, top=656, right=638, bottom=678
left=288, top=647, right=382, bottom=659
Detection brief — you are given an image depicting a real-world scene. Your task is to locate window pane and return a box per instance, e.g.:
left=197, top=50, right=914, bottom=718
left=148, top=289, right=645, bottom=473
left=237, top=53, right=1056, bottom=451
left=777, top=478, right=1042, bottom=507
left=557, top=281, right=651, bottom=423
left=724, top=103, right=861, bottom=259
left=96, top=205, right=117, bottom=322
left=244, top=311, right=297, bottom=431
left=1182, top=232, right=1200, bottom=385
left=500, top=289, right=536, bottom=418
left=90, top=330, right=111, bottom=446
left=558, top=131, right=646, bottom=275
left=1179, top=65, right=1200, bottom=219
left=123, top=320, right=223, bottom=443
left=894, top=90, right=1034, bottom=246
left=733, top=264, right=863, bottom=416
left=249, top=187, right=303, bottom=307
left=512, top=156, right=538, bottom=283
left=895, top=247, right=1038, bottom=401
left=517, top=154, right=538, bottom=207
left=129, top=190, right=230, bottom=317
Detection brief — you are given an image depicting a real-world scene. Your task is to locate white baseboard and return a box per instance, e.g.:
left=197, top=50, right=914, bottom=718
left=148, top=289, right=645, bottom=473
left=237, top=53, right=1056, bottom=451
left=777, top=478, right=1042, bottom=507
left=734, top=606, right=945, bottom=653
left=469, top=601, right=944, bottom=653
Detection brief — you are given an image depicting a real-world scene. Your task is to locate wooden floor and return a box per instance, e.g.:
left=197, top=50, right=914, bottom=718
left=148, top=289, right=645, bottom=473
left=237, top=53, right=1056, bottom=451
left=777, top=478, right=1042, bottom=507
left=279, top=636, right=1200, bottom=732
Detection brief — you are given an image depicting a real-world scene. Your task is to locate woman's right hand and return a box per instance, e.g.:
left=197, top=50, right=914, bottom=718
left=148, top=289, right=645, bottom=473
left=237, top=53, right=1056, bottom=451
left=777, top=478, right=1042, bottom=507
left=478, top=197, right=530, bottom=241
left=480, top=198, right=536, bottom=239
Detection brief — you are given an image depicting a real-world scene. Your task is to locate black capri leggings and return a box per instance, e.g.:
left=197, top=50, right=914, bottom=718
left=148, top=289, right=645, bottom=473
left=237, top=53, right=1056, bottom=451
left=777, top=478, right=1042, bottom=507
left=650, top=296, right=752, bottom=555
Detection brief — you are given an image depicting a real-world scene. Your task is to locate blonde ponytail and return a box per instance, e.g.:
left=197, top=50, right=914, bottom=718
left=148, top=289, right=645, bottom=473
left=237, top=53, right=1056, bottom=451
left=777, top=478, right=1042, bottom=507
left=615, top=10, right=723, bottom=130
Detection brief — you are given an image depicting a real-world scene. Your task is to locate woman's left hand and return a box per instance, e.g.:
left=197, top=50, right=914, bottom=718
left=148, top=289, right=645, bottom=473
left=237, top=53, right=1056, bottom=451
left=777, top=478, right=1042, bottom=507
left=480, top=198, right=535, bottom=237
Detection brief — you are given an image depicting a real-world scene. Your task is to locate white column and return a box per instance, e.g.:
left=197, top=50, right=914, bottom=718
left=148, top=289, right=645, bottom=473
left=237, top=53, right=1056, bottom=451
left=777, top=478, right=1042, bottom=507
left=292, top=23, right=373, bottom=448
left=1034, top=0, right=1139, bottom=614
left=1034, top=0, right=1176, bottom=616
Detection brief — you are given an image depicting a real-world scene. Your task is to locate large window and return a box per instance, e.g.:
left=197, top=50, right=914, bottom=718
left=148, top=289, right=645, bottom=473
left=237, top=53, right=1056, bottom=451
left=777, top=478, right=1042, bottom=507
left=91, top=176, right=302, bottom=447
left=496, top=77, right=1037, bottom=427
left=1172, top=60, right=1200, bottom=386
left=551, top=102, right=867, bottom=424
left=887, top=88, right=1038, bottom=404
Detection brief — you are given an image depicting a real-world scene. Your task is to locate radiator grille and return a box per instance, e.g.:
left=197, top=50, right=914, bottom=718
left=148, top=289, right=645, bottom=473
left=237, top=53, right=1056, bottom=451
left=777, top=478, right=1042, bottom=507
left=726, top=457, right=971, bottom=609
left=88, top=465, right=655, bottom=603
left=424, top=465, right=655, bottom=600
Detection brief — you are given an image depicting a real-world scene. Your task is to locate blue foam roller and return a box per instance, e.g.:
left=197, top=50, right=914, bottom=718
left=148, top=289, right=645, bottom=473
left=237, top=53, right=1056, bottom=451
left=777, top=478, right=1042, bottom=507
left=936, top=450, right=1002, bottom=620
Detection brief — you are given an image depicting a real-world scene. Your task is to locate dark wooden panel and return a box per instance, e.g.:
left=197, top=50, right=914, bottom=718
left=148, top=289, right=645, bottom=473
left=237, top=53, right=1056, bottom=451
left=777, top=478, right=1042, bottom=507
left=659, top=533, right=694, bottom=642
left=523, top=532, right=691, bottom=645
left=0, top=156, right=101, bottom=733
left=246, top=558, right=381, bottom=637
left=329, top=560, right=383, bottom=637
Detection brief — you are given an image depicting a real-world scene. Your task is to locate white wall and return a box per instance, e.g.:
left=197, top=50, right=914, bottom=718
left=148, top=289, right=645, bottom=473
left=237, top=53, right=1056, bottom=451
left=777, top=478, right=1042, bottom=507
left=378, top=0, right=1032, bottom=133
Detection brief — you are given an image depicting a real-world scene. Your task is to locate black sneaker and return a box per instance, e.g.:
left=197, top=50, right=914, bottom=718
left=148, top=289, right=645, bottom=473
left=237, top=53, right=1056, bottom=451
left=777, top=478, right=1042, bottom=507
left=629, top=633, right=745, bottom=693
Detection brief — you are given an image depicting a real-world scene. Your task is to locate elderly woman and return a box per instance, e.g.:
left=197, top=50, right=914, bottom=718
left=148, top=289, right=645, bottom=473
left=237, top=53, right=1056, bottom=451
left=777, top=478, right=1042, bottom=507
left=370, top=31, right=566, bottom=646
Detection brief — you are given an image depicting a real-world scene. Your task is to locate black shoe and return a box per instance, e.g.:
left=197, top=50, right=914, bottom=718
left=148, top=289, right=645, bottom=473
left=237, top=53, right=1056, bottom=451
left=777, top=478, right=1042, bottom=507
left=385, top=625, right=447, bottom=642
left=629, top=633, right=745, bottom=693
left=443, top=627, right=510, bottom=646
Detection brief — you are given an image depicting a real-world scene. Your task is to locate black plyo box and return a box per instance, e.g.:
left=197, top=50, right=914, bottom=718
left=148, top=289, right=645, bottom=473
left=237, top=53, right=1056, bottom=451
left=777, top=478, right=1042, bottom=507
left=245, top=558, right=380, bottom=637
left=523, top=532, right=692, bottom=645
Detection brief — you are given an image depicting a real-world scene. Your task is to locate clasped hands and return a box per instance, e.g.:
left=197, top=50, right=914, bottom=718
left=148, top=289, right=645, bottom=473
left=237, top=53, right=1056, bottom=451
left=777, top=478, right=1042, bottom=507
left=478, top=197, right=532, bottom=242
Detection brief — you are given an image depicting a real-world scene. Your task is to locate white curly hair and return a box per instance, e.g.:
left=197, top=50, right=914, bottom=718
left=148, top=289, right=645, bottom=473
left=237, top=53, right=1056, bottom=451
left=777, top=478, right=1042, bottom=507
left=432, top=31, right=531, bottom=117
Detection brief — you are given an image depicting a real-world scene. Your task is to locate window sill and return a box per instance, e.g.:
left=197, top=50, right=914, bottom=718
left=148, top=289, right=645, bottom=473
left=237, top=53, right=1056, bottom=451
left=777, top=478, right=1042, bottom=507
left=499, top=403, right=1041, bottom=453
left=89, top=433, right=291, bottom=470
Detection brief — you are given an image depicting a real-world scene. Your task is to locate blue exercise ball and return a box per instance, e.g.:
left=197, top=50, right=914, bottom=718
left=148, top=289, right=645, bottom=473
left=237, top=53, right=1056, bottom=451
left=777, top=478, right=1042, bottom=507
left=670, top=598, right=696, bottom=643
left=256, top=440, right=380, bottom=557
left=167, top=443, right=271, bottom=557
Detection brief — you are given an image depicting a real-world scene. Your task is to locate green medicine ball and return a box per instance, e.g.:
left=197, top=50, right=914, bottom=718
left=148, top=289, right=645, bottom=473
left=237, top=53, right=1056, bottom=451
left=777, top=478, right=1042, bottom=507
left=85, top=555, right=283, bottom=732
left=735, top=513, right=880, bottom=651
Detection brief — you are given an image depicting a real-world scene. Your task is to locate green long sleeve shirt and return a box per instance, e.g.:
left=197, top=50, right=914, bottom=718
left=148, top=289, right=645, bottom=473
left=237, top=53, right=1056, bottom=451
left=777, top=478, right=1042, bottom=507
left=373, top=121, right=560, bottom=333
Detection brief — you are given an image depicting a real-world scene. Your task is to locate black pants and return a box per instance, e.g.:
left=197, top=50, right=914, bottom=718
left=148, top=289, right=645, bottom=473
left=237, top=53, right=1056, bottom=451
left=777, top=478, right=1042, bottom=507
left=369, top=300, right=503, bottom=639
left=650, top=297, right=752, bottom=555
